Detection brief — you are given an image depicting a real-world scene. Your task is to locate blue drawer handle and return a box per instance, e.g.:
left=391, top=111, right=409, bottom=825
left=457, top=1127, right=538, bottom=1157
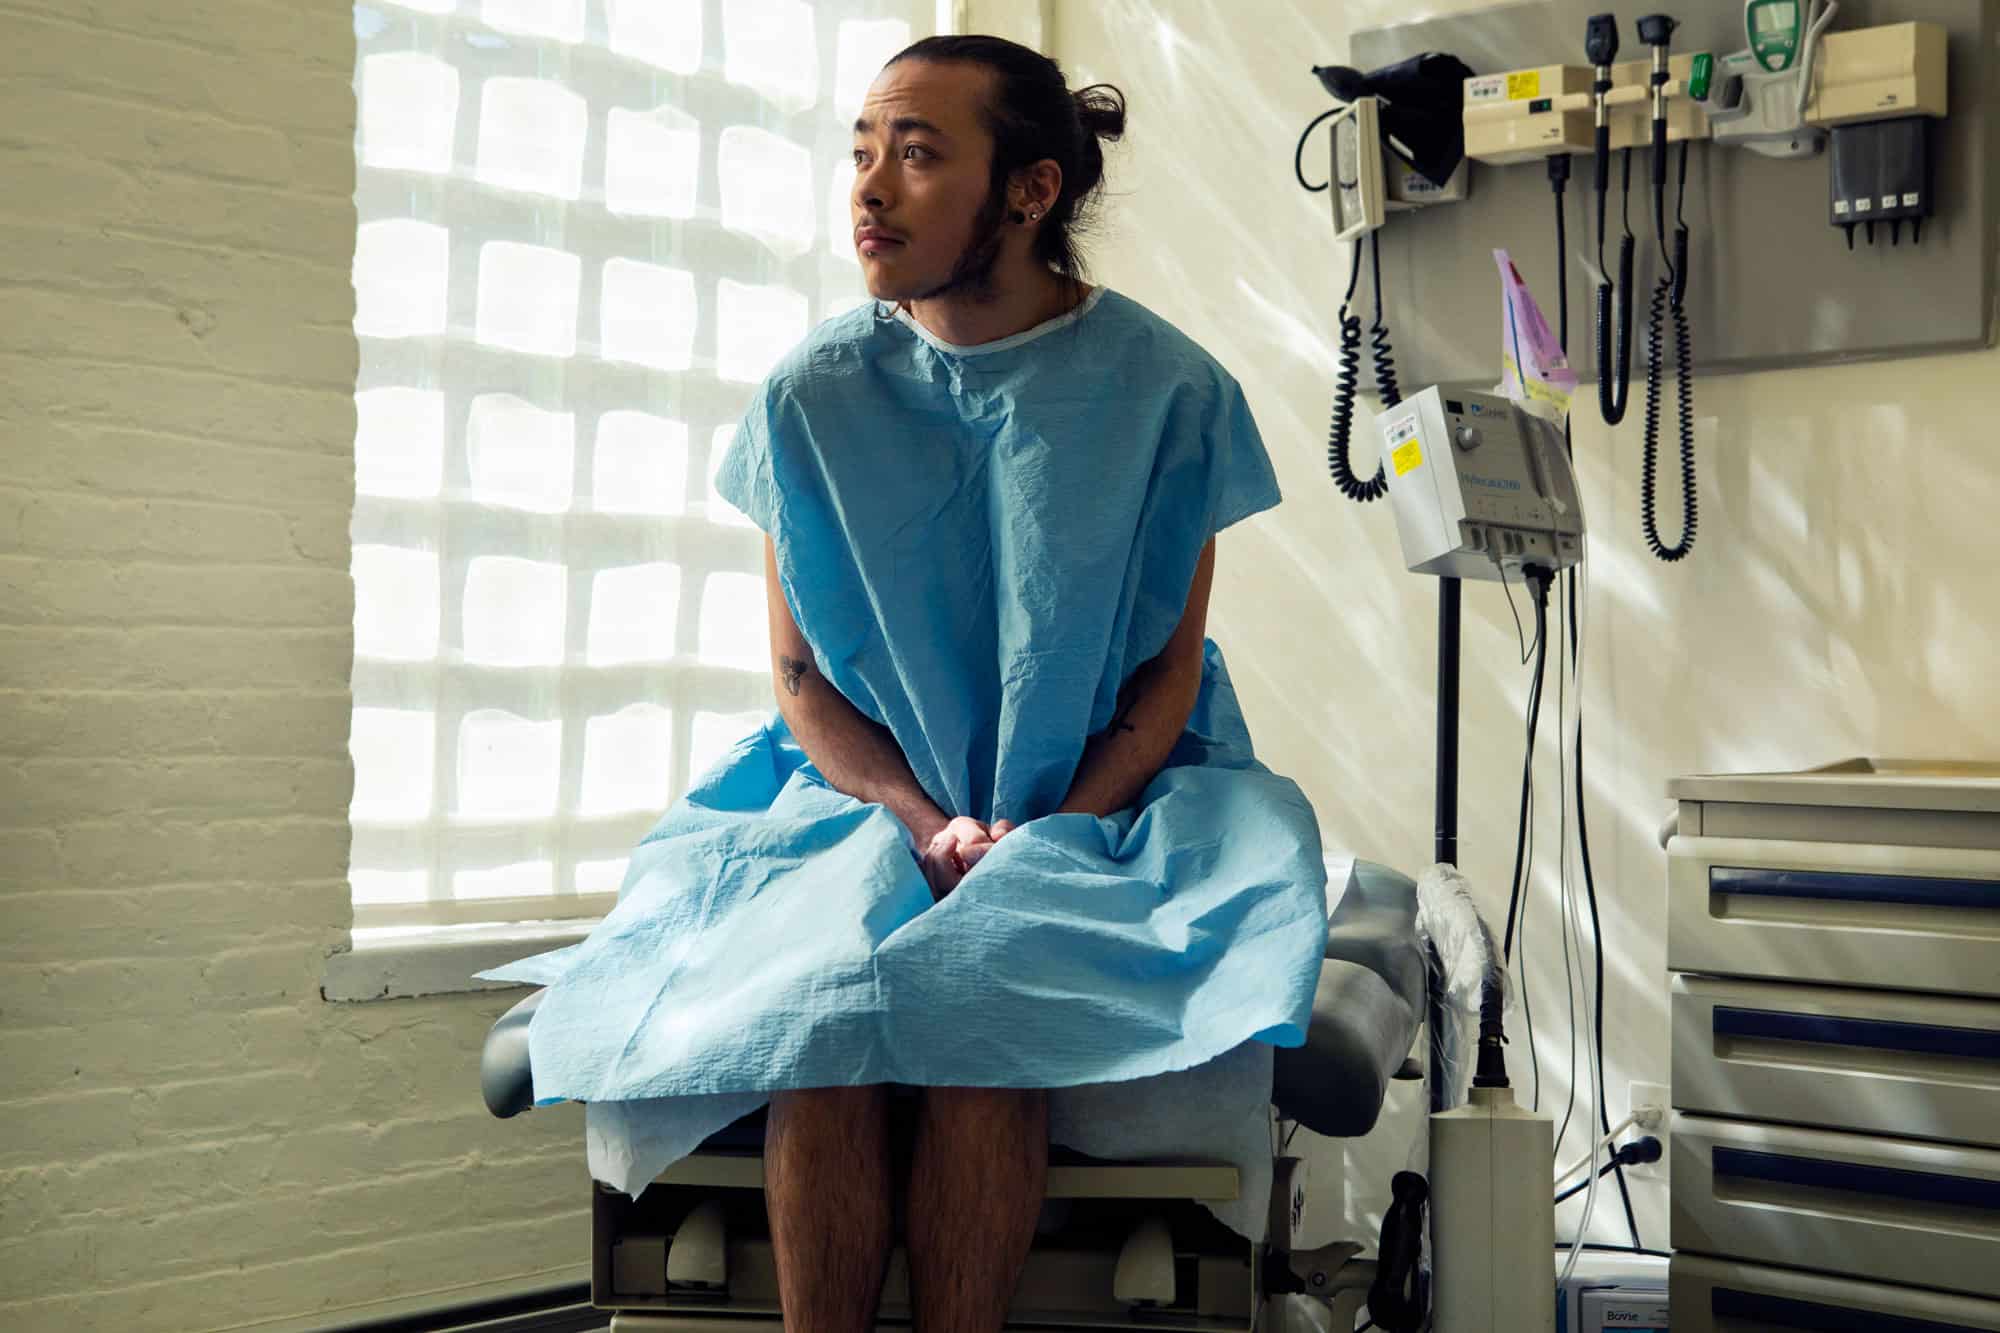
left=1710, top=866, right=1999, bottom=910
left=1714, top=1285, right=1993, bottom=1331
left=1713, top=1006, right=2000, bottom=1062
left=1713, top=1147, right=2000, bottom=1213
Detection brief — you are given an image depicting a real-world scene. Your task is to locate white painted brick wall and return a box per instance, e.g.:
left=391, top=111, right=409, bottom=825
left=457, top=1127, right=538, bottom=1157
left=0, top=3, right=589, bottom=1327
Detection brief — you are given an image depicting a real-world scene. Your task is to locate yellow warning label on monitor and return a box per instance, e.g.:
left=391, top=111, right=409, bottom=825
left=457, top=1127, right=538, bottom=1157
left=1508, top=70, right=1542, bottom=100
left=1392, top=440, right=1424, bottom=476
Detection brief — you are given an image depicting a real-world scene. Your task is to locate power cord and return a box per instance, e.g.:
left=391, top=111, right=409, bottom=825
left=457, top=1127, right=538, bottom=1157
left=1498, top=565, right=1532, bottom=663
left=1563, top=1242, right=1672, bottom=1260
left=1551, top=156, right=1645, bottom=1252
left=1556, top=1137, right=1662, bottom=1206
left=1516, top=772, right=1540, bottom=1112
left=1568, top=476, right=1641, bottom=1255
left=1501, top=566, right=1554, bottom=965
left=1536, top=150, right=1584, bottom=1160
left=1553, top=570, right=1581, bottom=1160
left=1503, top=567, right=1555, bottom=1111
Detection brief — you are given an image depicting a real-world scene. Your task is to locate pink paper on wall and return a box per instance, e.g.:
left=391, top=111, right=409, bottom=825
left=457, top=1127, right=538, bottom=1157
left=1493, top=249, right=1577, bottom=420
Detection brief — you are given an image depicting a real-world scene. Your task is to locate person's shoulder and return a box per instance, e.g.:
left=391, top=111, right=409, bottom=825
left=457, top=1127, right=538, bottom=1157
left=757, top=300, right=884, bottom=409
left=1089, top=290, right=1241, bottom=401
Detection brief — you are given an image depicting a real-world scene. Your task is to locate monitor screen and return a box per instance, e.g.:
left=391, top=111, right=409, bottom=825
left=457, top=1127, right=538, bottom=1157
left=1759, top=2, right=1798, bottom=33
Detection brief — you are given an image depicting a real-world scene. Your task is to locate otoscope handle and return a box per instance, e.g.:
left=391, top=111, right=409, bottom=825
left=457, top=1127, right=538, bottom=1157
left=1640, top=13, right=1676, bottom=189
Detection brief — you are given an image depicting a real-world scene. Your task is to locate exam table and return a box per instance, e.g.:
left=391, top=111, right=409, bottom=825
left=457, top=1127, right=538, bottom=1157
left=480, top=859, right=1429, bottom=1331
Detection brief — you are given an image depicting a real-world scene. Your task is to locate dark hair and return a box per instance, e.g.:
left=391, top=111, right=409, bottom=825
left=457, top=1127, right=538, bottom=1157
left=887, top=34, right=1126, bottom=282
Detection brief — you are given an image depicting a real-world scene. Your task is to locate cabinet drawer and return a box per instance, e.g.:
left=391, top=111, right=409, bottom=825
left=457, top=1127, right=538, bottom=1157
left=1668, top=836, right=2000, bottom=995
left=1673, top=974, right=2000, bottom=1150
left=1672, top=1253, right=2000, bottom=1331
left=1672, top=1114, right=2000, bottom=1300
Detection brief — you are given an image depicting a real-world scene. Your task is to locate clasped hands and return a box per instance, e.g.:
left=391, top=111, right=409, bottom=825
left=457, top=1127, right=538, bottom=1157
left=916, top=814, right=1019, bottom=901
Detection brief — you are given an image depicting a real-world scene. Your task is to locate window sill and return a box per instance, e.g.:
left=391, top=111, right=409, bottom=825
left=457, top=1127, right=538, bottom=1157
left=321, top=918, right=593, bottom=1002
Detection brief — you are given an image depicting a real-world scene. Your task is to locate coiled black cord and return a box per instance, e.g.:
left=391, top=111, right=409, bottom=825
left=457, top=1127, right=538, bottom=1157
left=1326, top=232, right=1399, bottom=503
left=1367, top=231, right=1402, bottom=411
left=1641, top=141, right=1696, bottom=562
left=1594, top=150, right=1636, bottom=426
left=1366, top=1172, right=1430, bottom=1332
left=1326, top=242, right=1381, bottom=501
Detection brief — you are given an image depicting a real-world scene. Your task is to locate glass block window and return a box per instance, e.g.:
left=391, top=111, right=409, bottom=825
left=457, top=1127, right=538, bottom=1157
left=349, top=0, right=928, bottom=929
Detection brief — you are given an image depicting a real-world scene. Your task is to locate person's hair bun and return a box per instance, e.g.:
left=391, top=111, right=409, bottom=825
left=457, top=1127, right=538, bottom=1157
left=1073, top=83, right=1127, bottom=143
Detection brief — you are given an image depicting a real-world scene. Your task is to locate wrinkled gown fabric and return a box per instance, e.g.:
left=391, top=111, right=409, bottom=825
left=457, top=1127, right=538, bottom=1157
left=477, top=287, right=1329, bottom=1110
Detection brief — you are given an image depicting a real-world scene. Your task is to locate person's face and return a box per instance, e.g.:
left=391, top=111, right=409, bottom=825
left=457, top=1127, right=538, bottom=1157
left=850, top=60, right=1008, bottom=302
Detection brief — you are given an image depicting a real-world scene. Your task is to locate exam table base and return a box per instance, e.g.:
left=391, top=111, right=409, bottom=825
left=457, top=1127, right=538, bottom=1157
left=606, top=1286, right=1362, bottom=1332
left=595, top=1158, right=1372, bottom=1332
left=610, top=1298, right=1359, bottom=1332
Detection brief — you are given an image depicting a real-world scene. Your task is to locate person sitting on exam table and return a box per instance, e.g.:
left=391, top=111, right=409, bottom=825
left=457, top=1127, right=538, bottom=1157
left=478, top=34, right=1332, bottom=1333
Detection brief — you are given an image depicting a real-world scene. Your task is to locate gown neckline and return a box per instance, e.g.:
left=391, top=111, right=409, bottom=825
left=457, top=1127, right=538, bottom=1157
left=886, top=285, right=1107, bottom=357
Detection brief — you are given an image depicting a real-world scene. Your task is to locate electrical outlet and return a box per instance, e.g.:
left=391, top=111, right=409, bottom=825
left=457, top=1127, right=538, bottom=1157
left=1627, top=1082, right=1670, bottom=1182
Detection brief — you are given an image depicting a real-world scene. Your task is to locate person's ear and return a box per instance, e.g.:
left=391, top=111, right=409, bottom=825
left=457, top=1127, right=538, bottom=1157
left=1009, top=159, right=1063, bottom=225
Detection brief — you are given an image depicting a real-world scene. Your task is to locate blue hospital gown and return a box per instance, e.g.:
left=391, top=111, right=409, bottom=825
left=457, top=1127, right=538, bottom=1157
left=478, top=287, right=1329, bottom=1104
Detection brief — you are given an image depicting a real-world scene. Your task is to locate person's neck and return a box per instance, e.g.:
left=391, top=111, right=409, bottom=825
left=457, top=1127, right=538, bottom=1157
left=905, top=264, right=1087, bottom=349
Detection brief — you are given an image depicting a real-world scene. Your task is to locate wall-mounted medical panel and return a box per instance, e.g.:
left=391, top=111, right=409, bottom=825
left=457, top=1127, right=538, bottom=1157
left=1672, top=1114, right=2000, bottom=1301
left=1666, top=835, right=2000, bottom=997
left=1350, top=0, right=1995, bottom=384
left=1672, top=973, right=2000, bottom=1150
left=1464, top=53, right=1709, bottom=164
left=1670, top=1253, right=2000, bottom=1333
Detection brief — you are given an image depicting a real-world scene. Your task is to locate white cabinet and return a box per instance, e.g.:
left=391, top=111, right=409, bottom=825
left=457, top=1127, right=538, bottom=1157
left=1665, top=761, right=2000, bottom=1325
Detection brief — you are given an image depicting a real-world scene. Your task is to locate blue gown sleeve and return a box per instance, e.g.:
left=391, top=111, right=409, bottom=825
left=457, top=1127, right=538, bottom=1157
left=1207, top=376, right=1283, bottom=541
left=713, top=390, right=779, bottom=536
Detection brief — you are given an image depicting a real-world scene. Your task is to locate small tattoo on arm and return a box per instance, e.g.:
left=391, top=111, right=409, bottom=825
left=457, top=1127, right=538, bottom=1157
left=778, top=654, right=809, bottom=696
left=1108, top=700, right=1139, bottom=735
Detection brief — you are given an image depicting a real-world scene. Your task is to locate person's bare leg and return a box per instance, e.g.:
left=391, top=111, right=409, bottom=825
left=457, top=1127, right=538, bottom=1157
left=906, top=1086, right=1049, bottom=1332
left=765, top=1085, right=894, bottom=1333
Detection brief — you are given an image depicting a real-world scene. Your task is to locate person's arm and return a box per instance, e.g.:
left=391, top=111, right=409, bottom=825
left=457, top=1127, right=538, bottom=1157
left=761, top=536, right=951, bottom=848
left=1057, top=539, right=1217, bottom=818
